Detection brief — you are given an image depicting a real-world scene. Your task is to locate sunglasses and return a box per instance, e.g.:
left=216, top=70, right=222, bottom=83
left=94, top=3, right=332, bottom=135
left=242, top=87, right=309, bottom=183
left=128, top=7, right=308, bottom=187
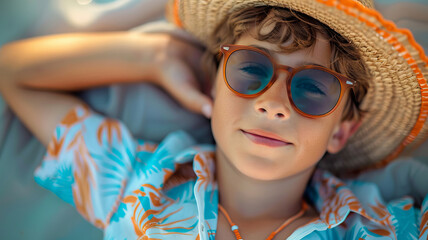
left=219, top=44, right=358, bottom=118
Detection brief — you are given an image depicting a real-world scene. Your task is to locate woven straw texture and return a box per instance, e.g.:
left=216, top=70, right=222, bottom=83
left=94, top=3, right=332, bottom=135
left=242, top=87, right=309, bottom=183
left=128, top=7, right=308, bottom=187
left=167, top=0, right=428, bottom=173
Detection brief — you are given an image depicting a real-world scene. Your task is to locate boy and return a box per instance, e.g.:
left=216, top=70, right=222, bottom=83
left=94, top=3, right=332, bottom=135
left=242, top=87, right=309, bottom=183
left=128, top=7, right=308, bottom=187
left=0, top=0, right=427, bottom=239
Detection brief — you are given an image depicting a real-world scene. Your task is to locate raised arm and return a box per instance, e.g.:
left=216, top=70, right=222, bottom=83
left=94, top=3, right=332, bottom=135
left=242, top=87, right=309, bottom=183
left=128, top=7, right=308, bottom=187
left=0, top=32, right=212, bottom=146
left=0, top=33, right=168, bottom=90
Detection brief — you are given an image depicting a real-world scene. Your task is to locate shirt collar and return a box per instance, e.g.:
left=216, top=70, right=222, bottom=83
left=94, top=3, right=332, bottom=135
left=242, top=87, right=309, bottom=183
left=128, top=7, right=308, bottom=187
left=306, top=169, right=392, bottom=227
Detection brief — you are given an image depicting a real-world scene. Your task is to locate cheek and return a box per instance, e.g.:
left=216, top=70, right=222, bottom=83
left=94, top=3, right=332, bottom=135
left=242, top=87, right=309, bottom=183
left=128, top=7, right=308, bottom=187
left=211, top=72, right=249, bottom=151
left=212, top=70, right=248, bottom=120
left=298, top=125, right=330, bottom=159
left=211, top=73, right=237, bottom=142
left=294, top=115, right=340, bottom=163
left=297, top=119, right=334, bottom=158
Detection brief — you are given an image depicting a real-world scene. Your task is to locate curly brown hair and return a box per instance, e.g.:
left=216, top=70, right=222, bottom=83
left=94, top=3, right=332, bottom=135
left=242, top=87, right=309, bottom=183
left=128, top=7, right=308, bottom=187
left=202, top=6, right=371, bottom=121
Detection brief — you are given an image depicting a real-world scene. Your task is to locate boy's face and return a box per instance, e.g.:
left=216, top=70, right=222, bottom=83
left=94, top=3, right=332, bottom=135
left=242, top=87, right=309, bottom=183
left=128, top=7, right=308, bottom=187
left=211, top=30, right=356, bottom=181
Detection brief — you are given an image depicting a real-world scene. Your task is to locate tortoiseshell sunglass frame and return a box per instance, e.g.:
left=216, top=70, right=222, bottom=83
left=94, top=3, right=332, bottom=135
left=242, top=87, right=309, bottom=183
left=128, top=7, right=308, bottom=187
left=219, top=44, right=358, bottom=118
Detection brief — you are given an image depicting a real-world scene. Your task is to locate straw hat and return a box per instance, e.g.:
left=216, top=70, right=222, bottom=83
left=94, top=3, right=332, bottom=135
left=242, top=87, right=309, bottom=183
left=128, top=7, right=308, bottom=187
left=166, top=0, right=428, bottom=174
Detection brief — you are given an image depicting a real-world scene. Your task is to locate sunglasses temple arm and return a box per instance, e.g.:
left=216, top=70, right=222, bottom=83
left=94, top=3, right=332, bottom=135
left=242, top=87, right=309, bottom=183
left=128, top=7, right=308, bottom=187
left=216, top=52, right=224, bottom=61
left=349, top=89, right=361, bottom=109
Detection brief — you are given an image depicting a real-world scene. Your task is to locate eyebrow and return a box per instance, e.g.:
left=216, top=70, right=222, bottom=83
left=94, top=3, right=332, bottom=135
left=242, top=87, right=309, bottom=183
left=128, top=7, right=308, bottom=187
left=249, top=44, right=272, bottom=54
left=300, top=62, right=327, bottom=68
left=249, top=44, right=328, bottom=68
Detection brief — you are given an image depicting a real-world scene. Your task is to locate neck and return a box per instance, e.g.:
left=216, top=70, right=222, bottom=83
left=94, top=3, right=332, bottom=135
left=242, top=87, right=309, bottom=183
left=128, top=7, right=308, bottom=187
left=215, top=148, right=314, bottom=222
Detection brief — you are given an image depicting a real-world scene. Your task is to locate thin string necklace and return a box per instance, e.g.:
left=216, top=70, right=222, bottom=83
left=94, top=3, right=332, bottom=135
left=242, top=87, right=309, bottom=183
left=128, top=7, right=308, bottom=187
left=218, top=201, right=308, bottom=240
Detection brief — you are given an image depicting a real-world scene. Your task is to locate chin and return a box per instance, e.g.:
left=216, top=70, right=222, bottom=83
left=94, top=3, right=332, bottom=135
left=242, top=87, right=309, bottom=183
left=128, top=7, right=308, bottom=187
left=236, top=153, right=318, bottom=181
left=241, top=167, right=288, bottom=181
left=235, top=156, right=292, bottom=181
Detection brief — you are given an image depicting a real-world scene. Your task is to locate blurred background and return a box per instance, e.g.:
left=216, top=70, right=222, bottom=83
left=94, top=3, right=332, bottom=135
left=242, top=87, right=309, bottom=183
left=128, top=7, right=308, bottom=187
left=0, top=0, right=427, bottom=239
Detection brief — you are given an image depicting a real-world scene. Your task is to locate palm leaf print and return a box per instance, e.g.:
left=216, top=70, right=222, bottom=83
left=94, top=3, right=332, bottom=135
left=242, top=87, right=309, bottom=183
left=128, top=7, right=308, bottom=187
left=47, top=134, right=65, bottom=158
left=97, top=119, right=123, bottom=146
left=72, top=138, right=104, bottom=228
left=194, top=152, right=215, bottom=192
left=367, top=228, right=391, bottom=237
left=137, top=142, right=158, bottom=153
left=421, top=210, right=428, bottom=237
left=366, top=200, right=397, bottom=239
left=369, top=200, right=389, bottom=221
left=47, top=105, right=90, bottom=158
left=322, top=188, right=363, bottom=227
left=62, top=104, right=90, bottom=127
left=123, top=184, right=197, bottom=239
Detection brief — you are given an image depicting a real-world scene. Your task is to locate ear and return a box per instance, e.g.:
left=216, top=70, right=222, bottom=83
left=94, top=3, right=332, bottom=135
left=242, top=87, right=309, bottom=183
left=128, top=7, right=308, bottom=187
left=327, top=120, right=361, bottom=154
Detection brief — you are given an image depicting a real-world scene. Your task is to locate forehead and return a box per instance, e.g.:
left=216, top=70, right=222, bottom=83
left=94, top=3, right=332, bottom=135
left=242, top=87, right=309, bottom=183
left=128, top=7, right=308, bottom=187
left=234, top=30, right=332, bottom=68
left=235, top=17, right=332, bottom=68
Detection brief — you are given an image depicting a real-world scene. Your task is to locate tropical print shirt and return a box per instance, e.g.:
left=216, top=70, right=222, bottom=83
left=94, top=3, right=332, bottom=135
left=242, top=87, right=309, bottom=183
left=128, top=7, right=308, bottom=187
left=34, top=105, right=428, bottom=239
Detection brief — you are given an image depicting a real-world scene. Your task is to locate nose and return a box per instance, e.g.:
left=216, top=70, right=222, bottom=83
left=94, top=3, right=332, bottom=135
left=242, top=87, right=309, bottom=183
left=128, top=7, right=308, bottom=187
left=254, top=74, right=291, bottom=120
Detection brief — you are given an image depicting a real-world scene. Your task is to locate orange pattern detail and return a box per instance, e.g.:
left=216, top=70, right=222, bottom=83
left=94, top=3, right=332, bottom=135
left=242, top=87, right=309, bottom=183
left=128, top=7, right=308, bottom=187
left=67, top=131, right=82, bottom=151
left=47, top=135, right=65, bottom=158
left=123, top=183, right=195, bottom=238
left=364, top=200, right=396, bottom=238
left=61, top=105, right=89, bottom=127
left=97, top=119, right=122, bottom=146
left=319, top=178, right=367, bottom=227
left=105, top=178, right=128, bottom=226
left=421, top=210, right=428, bottom=237
left=72, top=148, right=103, bottom=228
left=369, top=201, right=389, bottom=221
left=71, top=132, right=105, bottom=228
left=403, top=203, right=412, bottom=211
left=123, top=195, right=139, bottom=205
left=48, top=105, right=90, bottom=159
left=194, top=152, right=214, bottom=192
left=137, top=142, right=158, bottom=153
left=368, top=228, right=391, bottom=236
left=316, top=173, right=397, bottom=238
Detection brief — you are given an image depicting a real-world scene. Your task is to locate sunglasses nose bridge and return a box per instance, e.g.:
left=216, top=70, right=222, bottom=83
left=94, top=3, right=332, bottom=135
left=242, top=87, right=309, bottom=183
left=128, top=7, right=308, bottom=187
left=276, top=65, right=293, bottom=74
left=274, top=65, right=294, bottom=80
left=271, top=65, right=294, bottom=86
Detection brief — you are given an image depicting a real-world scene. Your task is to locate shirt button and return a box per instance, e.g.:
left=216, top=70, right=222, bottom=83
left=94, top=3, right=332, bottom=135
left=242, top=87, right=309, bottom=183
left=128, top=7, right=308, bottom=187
left=200, top=224, right=205, bottom=231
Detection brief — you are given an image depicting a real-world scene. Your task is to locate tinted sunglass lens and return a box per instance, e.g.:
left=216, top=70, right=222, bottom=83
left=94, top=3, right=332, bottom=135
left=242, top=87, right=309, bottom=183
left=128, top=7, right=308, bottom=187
left=290, top=69, right=341, bottom=116
left=225, top=50, right=273, bottom=95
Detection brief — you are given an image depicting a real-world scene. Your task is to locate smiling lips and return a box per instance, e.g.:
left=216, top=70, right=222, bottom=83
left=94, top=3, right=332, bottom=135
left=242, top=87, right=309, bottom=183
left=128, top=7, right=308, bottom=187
left=241, top=129, right=291, bottom=147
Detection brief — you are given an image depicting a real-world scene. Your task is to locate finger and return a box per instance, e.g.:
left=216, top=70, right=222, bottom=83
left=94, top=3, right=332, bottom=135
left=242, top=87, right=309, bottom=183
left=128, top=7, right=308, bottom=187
left=160, top=59, right=213, bottom=118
